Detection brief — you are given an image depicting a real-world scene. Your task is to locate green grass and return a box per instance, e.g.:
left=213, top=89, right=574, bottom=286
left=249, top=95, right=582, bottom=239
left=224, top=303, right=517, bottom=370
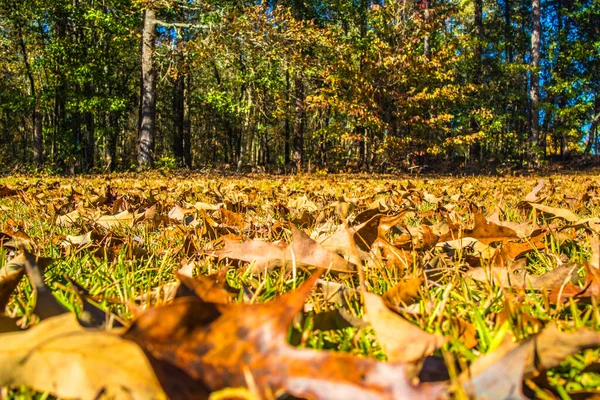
left=2, top=172, right=600, bottom=398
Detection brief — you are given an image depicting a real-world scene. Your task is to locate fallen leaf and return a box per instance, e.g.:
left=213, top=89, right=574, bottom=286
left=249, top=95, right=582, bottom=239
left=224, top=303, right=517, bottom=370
left=214, top=236, right=287, bottom=272
left=56, top=209, right=82, bottom=227
left=529, top=203, right=580, bottom=223
left=0, top=313, right=167, bottom=400
left=439, top=213, right=518, bottom=245
left=463, top=322, right=600, bottom=399
left=95, top=210, right=135, bottom=229
left=467, top=263, right=581, bottom=290
left=288, top=224, right=353, bottom=273
left=525, top=179, right=545, bottom=203
left=461, top=335, right=530, bottom=400
left=382, top=277, right=424, bottom=309
left=436, top=237, right=497, bottom=259
left=176, top=270, right=237, bottom=304
left=125, top=274, right=446, bottom=399
left=214, top=225, right=353, bottom=273
left=549, top=261, right=600, bottom=303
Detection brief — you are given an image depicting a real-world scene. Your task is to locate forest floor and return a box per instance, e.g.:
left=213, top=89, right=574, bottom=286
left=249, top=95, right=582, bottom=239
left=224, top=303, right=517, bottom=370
left=1, top=172, right=600, bottom=399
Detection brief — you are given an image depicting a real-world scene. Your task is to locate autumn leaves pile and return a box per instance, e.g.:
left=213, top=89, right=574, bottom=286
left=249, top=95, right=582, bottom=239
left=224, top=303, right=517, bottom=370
left=1, top=175, right=600, bottom=399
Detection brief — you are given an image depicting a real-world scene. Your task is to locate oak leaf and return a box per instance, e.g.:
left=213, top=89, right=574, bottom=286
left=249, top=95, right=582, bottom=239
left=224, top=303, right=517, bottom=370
left=0, top=313, right=167, bottom=400
left=125, top=273, right=446, bottom=399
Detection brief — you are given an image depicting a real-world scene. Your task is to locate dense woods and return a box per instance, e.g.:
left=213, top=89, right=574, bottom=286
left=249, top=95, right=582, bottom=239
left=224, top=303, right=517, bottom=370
left=0, top=0, right=598, bottom=173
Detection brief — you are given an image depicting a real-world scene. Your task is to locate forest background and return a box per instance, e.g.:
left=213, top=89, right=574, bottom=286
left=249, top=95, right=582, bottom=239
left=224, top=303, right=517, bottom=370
left=0, top=0, right=598, bottom=174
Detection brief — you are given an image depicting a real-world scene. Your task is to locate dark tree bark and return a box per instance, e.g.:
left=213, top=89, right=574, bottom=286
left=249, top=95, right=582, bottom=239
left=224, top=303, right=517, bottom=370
left=504, top=0, right=513, bottom=62
left=293, top=74, right=305, bottom=171
left=183, top=74, right=192, bottom=168
left=105, top=111, right=118, bottom=171
left=285, top=68, right=291, bottom=166
left=18, top=33, right=42, bottom=167
left=85, top=107, right=95, bottom=171
left=529, top=0, right=541, bottom=156
left=474, top=0, right=483, bottom=79
left=137, top=8, right=157, bottom=169
left=173, top=73, right=184, bottom=166
left=470, top=0, right=484, bottom=162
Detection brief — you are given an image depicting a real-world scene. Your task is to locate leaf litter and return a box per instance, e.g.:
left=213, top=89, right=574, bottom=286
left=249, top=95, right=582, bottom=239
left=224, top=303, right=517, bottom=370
left=1, top=173, right=600, bottom=398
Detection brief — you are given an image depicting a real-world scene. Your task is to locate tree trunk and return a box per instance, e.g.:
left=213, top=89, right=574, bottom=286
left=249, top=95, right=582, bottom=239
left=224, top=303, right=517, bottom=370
left=33, top=99, right=42, bottom=167
left=471, top=0, right=483, bottom=162
left=504, top=0, right=513, bottom=62
left=183, top=74, right=192, bottom=168
left=18, top=33, right=43, bottom=167
left=173, top=73, right=184, bottom=166
left=293, top=74, right=305, bottom=171
left=529, top=0, right=541, bottom=158
left=474, top=0, right=483, bottom=79
left=424, top=0, right=430, bottom=58
left=137, top=8, right=157, bottom=169
left=285, top=68, right=291, bottom=166
left=85, top=108, right=94, bottom=171
left=584, top=98, right=600, bottom=155
left=104, top=111, right=118, bottom=171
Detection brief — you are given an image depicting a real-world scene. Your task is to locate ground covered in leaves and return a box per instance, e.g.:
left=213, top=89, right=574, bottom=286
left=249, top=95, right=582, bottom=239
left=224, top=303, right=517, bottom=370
left=2, top=172, right=600, bottom=399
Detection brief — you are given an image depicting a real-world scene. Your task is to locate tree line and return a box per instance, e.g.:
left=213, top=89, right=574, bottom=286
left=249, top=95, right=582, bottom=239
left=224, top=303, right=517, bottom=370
left=0, top=0, right=598, bottom=173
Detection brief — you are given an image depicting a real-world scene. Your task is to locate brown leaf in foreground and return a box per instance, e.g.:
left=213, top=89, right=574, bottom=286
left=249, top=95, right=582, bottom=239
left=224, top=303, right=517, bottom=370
left=0, top=313, right=167, bottom=400
left=124, top=273, right=446, bottom=399
left=461, top=336, right=531, bottom=400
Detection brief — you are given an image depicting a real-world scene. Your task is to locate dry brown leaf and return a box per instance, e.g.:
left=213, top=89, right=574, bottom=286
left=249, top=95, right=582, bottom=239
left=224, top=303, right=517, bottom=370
left=176, top=270, right=237, bottom=304
left=461, top=336, right=530, bottom=400
left=525, top=179, right=545, bottom=203
left=214, top=236, right=287, bottom=272
left=439, top=213, right=518, bottom=245
left=496, top=232, right=547, bottom=265
left=436, top=237, right=497, bottom=259
left=168, top=204, right=194, bottom=223
left=527, top=323, right=600, bottom=375
left=288, top=224, right=354, bottom=272
left=95, top=210, right=135, bottom=229
left=56, top=209, right=82, bottom=227
left=463, top=321, right=600, bottom=399
left=467, top=263, right=581, bottom=290
left=529, top=202, right=580, bottom=223
left=125, top=273, right=446, bottom=399
left=0, top=313, right=167, bottom=400
left=382, top=277, right=424, bottom=309
left=214, top=225, right=353, bottom=273
left=219, top=208, right=246, bottom=231
left=377, top=239, right=415, bottom=271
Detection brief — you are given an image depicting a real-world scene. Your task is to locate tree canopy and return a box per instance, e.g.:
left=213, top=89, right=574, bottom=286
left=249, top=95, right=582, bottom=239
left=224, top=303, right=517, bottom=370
left=0, top=0, right=598, bottom=173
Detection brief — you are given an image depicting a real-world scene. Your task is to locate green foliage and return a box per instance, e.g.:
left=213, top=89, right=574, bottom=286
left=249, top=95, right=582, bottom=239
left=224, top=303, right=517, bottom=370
left=0, top=0, right=598, bottom=172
